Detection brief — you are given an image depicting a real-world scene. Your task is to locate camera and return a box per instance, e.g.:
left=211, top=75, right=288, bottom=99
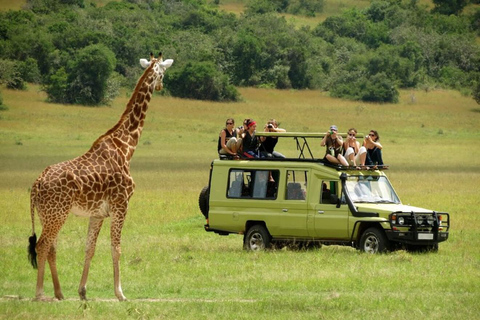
left=267, top=124, right=273, bottom=129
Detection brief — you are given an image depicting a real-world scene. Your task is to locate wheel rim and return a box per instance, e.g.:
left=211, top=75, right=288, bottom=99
left=249, top=232, right=265, bottom=251
left=364, top=234, right=379, bottom=254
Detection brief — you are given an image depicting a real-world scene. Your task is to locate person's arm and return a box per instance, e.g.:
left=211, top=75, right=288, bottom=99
left=260, top=126, right=268, bottom=142
left=274, top=127, right=286, bottom=133
left=321, top=132, right=329, bottom=147
left=336, top=135, right=344, bottom=147
left=371, top=139, right=382, bottom=149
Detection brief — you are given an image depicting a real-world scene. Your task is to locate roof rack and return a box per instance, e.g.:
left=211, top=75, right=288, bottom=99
left=242, top=157, right=389, bottom=171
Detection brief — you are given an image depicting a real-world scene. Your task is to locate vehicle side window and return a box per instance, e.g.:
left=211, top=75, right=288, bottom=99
left=227, top=169, right=278, bottom=199
left=286, top=170, right=307, bottom=200
left=321, top=180, right=338, bottom=204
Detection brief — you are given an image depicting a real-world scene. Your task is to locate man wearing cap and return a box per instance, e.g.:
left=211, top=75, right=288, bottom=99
left=321, top=125, right=349, bottom=166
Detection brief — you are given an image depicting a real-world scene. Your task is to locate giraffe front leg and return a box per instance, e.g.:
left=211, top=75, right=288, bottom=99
left=78, top=217, right=104, bottom=300
left=111, top=217, right=126, bottom=301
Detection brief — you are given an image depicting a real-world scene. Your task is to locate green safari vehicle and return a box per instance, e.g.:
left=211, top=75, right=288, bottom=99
left=199, top=132, right=450, bottom=253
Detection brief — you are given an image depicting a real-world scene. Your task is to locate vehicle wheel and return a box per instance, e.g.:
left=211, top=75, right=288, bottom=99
left=198, top=186, right=209, bottom=219
left=359, top=227, right=389, bottom=254
left=244, top=225, right=271, bottom=251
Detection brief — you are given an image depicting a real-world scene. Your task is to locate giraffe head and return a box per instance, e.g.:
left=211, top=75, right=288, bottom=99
left=139, top=52, right=174, bottom=91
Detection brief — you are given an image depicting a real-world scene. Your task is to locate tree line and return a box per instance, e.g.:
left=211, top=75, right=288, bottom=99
left=0, top=0, right=479, bottom=105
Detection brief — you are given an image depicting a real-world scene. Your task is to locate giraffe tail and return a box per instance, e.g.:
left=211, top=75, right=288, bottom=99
left=28, top=182, right=38, bottom=269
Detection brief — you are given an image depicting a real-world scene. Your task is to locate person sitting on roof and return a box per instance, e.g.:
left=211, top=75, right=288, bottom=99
left=259, top=118, right=286, bottom=158
left=321, top=125, right=349, bottom=166
left=343, top=128, right=366, bottom=169
left=360, top=129, right=384, bottom=168
left=242, top=119, right=263, bottom=158
left=218, top=118, right=241, bottom=159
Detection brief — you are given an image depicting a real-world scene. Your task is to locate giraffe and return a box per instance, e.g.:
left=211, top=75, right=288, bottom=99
left=27, top=53, right=173, bottom=301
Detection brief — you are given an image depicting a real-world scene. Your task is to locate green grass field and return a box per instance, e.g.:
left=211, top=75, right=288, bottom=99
left=0, top=83, right=479, bottom=319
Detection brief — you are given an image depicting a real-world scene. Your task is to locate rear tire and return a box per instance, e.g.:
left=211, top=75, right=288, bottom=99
left=198, top=186, right=209, bottom=219
left=243, top=225, right=271, bottom=251
left=359, top=227, right=389, bottom=254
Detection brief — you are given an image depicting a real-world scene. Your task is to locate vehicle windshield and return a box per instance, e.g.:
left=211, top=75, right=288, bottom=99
left=345, top=175, right=400, bottom=204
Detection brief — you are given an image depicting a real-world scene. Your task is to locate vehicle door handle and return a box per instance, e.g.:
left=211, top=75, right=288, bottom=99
left=317, top=211, right=325, bottom=214
left=282, top=209, right=288, bottom=212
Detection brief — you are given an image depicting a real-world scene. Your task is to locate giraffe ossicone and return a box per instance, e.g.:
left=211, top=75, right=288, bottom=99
left=28, top=53, right=173, bottom=301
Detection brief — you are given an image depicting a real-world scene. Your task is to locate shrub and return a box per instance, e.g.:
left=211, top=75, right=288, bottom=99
left=44, top=44, right=116, bottom=105
left=0, top=59, right=26, bottom=90
left=330, top=71, right=399, bottom=103
left=473, top=82, right=480, bottom=105
left=167, top=61, right=240, bottom=102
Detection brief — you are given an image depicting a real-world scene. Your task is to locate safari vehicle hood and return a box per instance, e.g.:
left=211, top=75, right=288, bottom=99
left=354, top=203, right=434, bottom=215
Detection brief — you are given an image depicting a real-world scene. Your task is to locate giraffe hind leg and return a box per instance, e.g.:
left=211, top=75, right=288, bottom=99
left=34, top=215, right=68, bottom=300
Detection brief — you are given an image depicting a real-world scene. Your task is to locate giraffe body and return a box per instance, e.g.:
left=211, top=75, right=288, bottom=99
left=28, top=54, right=173, bottom=301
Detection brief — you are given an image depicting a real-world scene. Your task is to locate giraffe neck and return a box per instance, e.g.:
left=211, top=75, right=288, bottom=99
left=89, top=65, right=157, bottom=163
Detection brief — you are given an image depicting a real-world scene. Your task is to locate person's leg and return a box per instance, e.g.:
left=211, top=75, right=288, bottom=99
left=272, top=151, right=286, bottom=158
left=344, top=148, right=354, bottom=165
left=226, top=138, right=238, bottom=153
left=325, top=154, right=340, bottom=164
left=371, top=148, right=384, bottom=166
left=337, top=154, right=349, bottom=166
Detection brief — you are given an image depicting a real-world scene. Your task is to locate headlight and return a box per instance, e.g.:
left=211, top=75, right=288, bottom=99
left=416, top=215, right=425, bottom=226
left=426, top=216, right=436, bottom=226
left=398, top=217, right=405, bottom=225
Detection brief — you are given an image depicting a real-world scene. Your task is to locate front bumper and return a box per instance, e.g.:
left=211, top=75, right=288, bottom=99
left=386, top=211, right=450, bottom=245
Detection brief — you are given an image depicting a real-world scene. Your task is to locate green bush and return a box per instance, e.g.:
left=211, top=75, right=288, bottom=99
left=330, top=72, right=399, bottom=103
left=167, top=62, right=240, bottom=102
left=44, top=44, right=116, bottom=105
left=0, top=59, right=26, bottom=90
left=473, top=82, right=480, bottom=104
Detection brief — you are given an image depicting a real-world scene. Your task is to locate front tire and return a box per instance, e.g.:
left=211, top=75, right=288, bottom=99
left=243, top=225, right=271, bottom=251
left=359, top=227, right=389, bottom=254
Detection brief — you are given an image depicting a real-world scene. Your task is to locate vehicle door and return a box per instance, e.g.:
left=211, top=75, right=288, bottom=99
left=278, top=169, right=309, bottom=237
left=312, top=180, right=349, bottom=239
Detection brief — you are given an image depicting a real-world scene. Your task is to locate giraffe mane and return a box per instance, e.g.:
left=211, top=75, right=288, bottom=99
left=89, top=60, right=157, bottom=150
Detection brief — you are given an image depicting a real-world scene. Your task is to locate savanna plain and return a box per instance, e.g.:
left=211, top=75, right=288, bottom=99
left=0, top=85, right=479, bottom=319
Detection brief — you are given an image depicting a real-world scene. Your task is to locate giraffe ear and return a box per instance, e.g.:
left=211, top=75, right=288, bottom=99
left=139, top=59, right=151, bottom=69
left=160, top=59, right=174, bottom=69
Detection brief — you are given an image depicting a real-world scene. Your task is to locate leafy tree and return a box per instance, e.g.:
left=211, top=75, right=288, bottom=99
left=44, top=44, right=116, bottom=105
left=167, top=61, right=239, bottom=101
left=44, top=67, right=68, bottom=103
left=431, top=0, right=467, bottom=16
left=0, top=59, right=26, bottom=90
left=474, top=82, right=480, bottom=104
left=67, top=44, right=116, bottom=105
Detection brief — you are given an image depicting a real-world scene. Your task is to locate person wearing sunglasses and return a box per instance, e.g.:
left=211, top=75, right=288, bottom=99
left=321, top=125, right=349, bottom=166
left=360, top=130, right=384, bottom=168
left=218, top=118, right=241, bottom=159
left=343, top=128, right=366, bottom=169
